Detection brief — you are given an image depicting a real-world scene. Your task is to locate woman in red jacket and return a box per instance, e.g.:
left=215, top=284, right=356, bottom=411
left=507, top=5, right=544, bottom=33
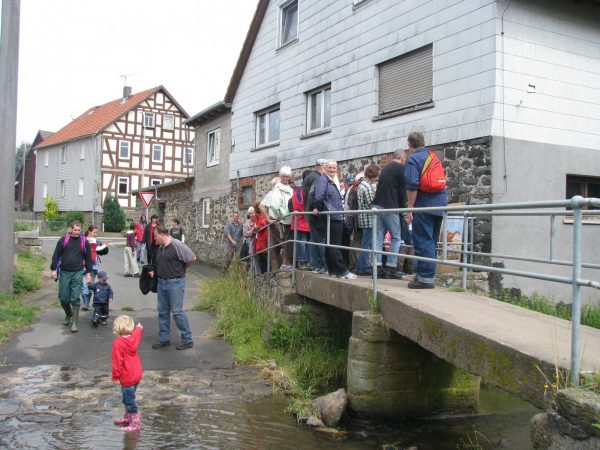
left=290, top=170, right=312, bottom=270
left=252, top=201, right=268, bottom=274
left=112, top=315, right=143, bottom=432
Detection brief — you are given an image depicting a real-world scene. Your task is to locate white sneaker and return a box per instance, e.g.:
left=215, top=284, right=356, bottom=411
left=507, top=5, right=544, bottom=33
left=338, top=272, right=357, bottom=280
left=279, top=264, right=292, bottom=272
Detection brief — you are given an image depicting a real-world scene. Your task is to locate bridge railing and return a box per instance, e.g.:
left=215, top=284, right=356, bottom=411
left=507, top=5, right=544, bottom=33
left=241, top=196, right=600, bottom=385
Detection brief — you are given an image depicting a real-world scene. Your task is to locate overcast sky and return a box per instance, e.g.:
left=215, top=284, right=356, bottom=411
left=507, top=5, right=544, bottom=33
left=12, top=0, right=257, bottom=144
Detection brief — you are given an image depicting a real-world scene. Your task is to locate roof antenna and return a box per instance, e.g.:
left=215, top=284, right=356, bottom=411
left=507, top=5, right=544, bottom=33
left=120, top=73, right=140, bottom=101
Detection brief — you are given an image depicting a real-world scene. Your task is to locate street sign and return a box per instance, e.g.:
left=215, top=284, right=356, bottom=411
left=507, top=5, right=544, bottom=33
left=139, top=191, right=155, bottom=208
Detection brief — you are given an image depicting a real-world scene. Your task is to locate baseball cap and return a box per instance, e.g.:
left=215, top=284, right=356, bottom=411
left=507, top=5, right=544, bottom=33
left=97, top=271, right=108, bottom=281
left=316, top=159, right=327, bottom=166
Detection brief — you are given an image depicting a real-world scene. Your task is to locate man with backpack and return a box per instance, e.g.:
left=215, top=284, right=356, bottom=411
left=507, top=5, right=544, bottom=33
left=50, top=220, right=93, bottom=332
left=404, top=131, right=448, bottom=289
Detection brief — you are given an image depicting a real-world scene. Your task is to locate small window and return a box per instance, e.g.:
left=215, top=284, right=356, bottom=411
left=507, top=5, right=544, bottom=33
left=119, top=141, right=130, bottom=159
left=241, top=186, right=253, bottom=206
left=566, top=175, right=600, bottom=210
left=163, top=114, right=174, bottom=130
left=44, top=151, right=49, bottom=167
left=151, top=179, right=161, bottom=186
left=279, top=0, right=298, bottom=47
left=202, top=198, right=211, bottom=228
left=78, top=178, right=84, bottom=196
left=117, top=177, right=129, bottom=196
left=307, top=85, right=331, bottom=132
left=378, top=44, right=433, bottom=117
left=152, top=144, right=163, bottom=162
left=60, top=146, right=67, bottom=164
left=43, top=182, right=48, bottom=199
left=80, top=147, right=85, bottom=160
left=256, top=106, right=280, bottom=147
left=144, top=112, right=155, bottom=128
left=207, top=129, right=220, bottom=166
left=60, top=180, right=65, bottom=197
left=184, top=147, right=194, bottom=167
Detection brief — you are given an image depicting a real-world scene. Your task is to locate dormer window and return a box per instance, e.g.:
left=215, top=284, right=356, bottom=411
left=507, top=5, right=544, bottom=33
left=278, top=0, right=298, bottom=48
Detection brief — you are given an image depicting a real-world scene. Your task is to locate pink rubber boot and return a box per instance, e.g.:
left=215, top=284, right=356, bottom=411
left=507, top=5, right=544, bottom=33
left=121, top=412, right=141, bottom=432
left=114, top=410, right=130, bottom=426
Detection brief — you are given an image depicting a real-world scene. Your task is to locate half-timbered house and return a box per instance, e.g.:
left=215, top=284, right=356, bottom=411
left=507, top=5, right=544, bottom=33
left=33, top=86, right=194, bottom=222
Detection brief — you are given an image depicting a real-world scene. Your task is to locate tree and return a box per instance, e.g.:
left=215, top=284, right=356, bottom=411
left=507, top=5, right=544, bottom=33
left=43, top=196, right=59, bottom=221
left=15, top=141, right=30, bottom=177
left=103, top=194, right=126, bottom=232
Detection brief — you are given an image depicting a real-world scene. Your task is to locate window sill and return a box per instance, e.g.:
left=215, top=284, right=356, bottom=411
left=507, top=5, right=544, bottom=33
left=563, top=216, right=600, bottom=225
left=300, top=128, right=332, bottom=140
left=276, top=38, right=298, bottom=52
left=372, top=101, right=435, bottom=121
left=251, top=141, right=280, bottom=152
left=206, top=162, right=219, bottom=168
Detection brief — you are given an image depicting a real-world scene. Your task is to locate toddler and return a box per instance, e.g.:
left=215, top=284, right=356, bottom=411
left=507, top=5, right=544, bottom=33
left=112, top=315, right=143, bottom=432
left=91, top=271, right=113, bottom=326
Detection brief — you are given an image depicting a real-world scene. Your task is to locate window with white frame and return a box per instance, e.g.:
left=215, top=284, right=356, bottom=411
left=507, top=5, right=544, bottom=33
left=184, top=147, right=194, bottom=166
left=60, top=146, right=67, bottom=163
left=43, top=182, right=48, bottom=199
left=78, top=178, right=84, bottom=196
left=80, top=147, right=85, bottom=160
left=44, top=151, right=49, bottom=167
left=163, top=114, right=174, bottom=130
left=60, top=180, right=65, bottom=197
left=144, top=112, right=155, bottom=128
left=119, top=140, right=130, bottom=159
left=278, top=0, right=298, bottom=47
left=378, top=44, right=433, bottom=116
left=207, top=129, right=220, bottom=166
left=256, top=106, right=280, bottom=147
left=307, top=85, right=331, bottom=132
left=152, top=144, right=163, bottom=162
left=117, top=177, right=129, bottom=195
left=151, top=179, right=161, bottom=186
left=201, top=198, right=210, bottom=228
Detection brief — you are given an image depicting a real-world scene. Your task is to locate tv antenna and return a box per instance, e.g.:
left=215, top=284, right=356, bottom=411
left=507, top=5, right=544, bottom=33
left=120, top=73, right=140, bottom=86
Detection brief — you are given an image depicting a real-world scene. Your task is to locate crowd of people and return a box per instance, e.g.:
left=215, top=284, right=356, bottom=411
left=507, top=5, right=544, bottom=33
left=224, top=131, right=448, bottom=289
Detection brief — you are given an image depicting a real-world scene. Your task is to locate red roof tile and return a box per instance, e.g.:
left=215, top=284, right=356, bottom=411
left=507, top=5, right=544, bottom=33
left=34, top=86, right=162, bottom=149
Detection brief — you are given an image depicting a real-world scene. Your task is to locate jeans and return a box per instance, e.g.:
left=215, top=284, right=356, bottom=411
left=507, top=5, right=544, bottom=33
left=293, top=230, right=309, bottom=263
left=157, top=277, right=192, bottom=342
left=412, top=212, right=443, bottom=284
left=135, top=241, right=146, bottom=263
left=374, top=205, right=401, bottom=267
left=355, top=227, right=373, bottom=274
left=121, top=384, right=139, bottom=414
left=307, top=215, right=327, bottom=270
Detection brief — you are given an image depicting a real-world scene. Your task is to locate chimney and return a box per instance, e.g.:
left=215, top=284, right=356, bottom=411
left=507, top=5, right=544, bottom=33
left=122, top=86, right=132, bottom=101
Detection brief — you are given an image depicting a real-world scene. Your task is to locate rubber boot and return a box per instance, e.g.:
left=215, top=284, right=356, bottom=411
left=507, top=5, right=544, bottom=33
left=61, top=303, right=72, bottom=326
left=71, top=306, right=80, bottom=333
left=114, top=410, right=131, bottom=426
left=121, top=413, right=141, bottom=432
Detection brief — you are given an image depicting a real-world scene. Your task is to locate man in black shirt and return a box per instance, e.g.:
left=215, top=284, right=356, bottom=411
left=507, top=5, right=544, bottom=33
left=372, top=149, right=407, bottom=279
left=50, top=221, right=92, bottom=332
left=303, top=159, right=328, bottom=272
left=148, top=225, right=197, bottom=350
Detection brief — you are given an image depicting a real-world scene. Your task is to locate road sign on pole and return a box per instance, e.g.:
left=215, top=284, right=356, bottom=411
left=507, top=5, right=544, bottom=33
left=139, top=191, right=155, bottom=208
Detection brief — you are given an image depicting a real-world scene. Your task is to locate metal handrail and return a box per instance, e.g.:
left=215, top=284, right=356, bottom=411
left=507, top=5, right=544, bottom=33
left=239, top=196, right=600, bottom=385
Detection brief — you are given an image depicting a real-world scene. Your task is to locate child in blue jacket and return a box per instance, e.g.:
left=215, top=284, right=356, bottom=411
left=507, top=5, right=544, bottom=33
left=91, top=271, right=113, bottom=326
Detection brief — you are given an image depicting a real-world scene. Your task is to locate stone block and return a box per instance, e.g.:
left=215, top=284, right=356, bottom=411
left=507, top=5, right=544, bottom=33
left=555, top=389, right=600, bottom=438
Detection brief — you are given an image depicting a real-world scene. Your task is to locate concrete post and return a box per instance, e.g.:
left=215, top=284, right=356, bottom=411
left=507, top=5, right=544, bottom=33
left=347, top=311, right=480, bottom=417
left=0, top=0, right=20, bottom=292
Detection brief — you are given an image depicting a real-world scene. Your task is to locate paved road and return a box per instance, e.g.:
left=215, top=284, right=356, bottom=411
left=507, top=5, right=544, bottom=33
left=0, top=237, right=233, bottom=374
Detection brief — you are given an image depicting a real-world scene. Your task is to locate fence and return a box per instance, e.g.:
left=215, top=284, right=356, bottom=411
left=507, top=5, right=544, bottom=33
left=241, top=196, right=600, bottom=386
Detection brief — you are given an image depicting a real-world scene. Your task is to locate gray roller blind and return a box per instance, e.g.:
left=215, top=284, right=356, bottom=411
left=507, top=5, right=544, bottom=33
left=379, top=44, right=433, bottom=115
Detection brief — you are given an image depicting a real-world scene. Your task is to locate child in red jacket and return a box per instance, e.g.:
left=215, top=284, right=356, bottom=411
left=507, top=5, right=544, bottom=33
left=112, top=315, right=143, bottom=432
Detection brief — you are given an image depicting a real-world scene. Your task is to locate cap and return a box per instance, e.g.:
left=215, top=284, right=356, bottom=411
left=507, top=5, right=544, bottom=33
left=345, top=177, right=355, bottom=184
left=316, top=159, right=327, bottom=167
left=97, top=271, right=108, bottom=281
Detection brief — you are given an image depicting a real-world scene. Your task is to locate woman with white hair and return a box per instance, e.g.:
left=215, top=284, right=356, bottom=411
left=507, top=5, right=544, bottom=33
left=312, top=160, right=357, bottom=279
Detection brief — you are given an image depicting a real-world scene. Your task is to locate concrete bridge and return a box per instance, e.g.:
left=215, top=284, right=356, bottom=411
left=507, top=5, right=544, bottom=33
left=295, top=271, right=600, bottom=414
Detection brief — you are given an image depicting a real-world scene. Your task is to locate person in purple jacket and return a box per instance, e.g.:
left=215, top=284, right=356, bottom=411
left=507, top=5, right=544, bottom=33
left=404, top=131, right=448, bottom=289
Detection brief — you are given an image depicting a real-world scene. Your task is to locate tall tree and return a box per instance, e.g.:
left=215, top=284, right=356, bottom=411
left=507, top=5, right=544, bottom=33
left=15, top=141, right=30, bottom=177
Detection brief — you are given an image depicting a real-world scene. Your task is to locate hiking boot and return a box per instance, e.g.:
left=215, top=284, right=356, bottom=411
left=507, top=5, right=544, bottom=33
left=377, top=267, right=387, bottom=279
left=407, top=279, right=435, bottom=289
left=386, top=267, right=403, bottom=280
left=176, top=341, right=194, bottom=350
left=152, top=340, right=170, bottom=349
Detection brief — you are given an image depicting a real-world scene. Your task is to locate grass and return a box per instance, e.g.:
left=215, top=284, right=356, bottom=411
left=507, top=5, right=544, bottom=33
left=0, top=252, right=45, bottom=343
left=14, top=223, right=32, bottom=232
left=195, top=265, right=347, bottom=413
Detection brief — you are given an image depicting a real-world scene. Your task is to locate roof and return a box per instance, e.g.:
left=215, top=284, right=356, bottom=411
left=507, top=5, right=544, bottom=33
left=34, top=86, right=188, bottom=150
left=130, top=176, right=194, bottom=195
left=184, top=101, right=231, bottom=127
left=224, top=0, right=269, bottom=103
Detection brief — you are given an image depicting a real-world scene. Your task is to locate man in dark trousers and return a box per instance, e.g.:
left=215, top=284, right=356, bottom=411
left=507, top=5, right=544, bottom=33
left=143, top=214, right=160, bottom=264
left=50, top=220, right=92, bottom=332
left=373, top=149, right=407, bottom=279
left=148, top=225, right=197, bottom=350
left=303, top=159, right=328, bottom=273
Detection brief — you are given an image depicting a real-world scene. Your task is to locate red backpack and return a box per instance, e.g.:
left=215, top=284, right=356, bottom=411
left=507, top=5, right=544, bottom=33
left=419, top=150, right=447, bottom=193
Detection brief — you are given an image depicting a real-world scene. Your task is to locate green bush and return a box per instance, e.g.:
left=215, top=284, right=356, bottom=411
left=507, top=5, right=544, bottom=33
left=43, top=196, right=59, bottom=221
left=65, top=210, right=85, bottom=226
left=103, top=194, right=127, bottom=232
left=47, top=217, right=67, bottom=232
left=12, top=253, right=46, bottom=294
left=14, top=223, right=32, bottom=232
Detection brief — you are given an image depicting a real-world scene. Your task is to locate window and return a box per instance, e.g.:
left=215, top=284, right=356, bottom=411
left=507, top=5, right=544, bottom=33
left=80, top=147, right=85, bottom=160
left=117, top=177, right=129, bottom=195
left=256, top=106, right=280, bottom=147
left=201, top=198, right=211, bottom=228
left=60, top=180, right=65, bottom=197
left=152, top=144, right=163, bottom=162
left=43, top=182, right=48, bottom=199
left=78, top=178, right=84, bottom=196
left=184, top=147, right=194, bottom=166
left=378, top=44, right=433, bottom=117
left=241, top=186, right=253, bottom=206
left=119, top=141, right=130, bottom=159
left=163, top=114, right=174, bottom=130
left=307, top=85, right=331, bottom=132
left=207, top=129, right=220, bottom=166
left=144, top=112, right=155, bottom=128
left=278, top=0, right=298, bottom=47
left=151, top=179, right=161, bottom=186
left=566, top=175, right=600, bottom=210
left=60, top=146, right=67, bottom=163
left=44, top=151, right=49, bottom=167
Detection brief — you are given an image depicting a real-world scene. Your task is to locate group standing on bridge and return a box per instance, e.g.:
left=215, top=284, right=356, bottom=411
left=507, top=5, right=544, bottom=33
left=224, top=131, right=448, bottom=289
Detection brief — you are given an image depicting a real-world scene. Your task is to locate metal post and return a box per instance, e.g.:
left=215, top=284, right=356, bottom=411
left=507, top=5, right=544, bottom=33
left=267, top=225, right=271, bottom=273
left=569, top=205, right=583, bottom=386
left=461, top=212, right=469, bottom=289
left=442, top=211, right=448, bottom=261
left=549, top=214, right=555, bottom=261
left=371, top=212, right=378, bottom=300
left=292, top=214, right=298, bottom=287
left=326, top=214, right=330, bottom=245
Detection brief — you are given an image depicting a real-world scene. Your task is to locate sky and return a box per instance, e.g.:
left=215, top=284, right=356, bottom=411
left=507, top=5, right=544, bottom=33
left=12, top=0, right=258, bottom=144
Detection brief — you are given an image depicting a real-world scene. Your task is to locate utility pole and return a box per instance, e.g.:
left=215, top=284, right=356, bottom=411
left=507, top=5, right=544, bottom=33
left=0, top=0, right=20, bottom=293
